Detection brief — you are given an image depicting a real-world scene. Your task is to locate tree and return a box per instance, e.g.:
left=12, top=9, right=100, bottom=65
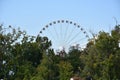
left=0, top=25, right=24, bottom=79
left=81, top=24, right=120, bottom=79
left=0, top=25, right=52, bottom=79
left=0, top=24, right=120, bottom=80
left=68, top=49, right=83, bottom=75
left=31, top=52, right=52, bottom=80
left=58, top=61, right=73, bottom=80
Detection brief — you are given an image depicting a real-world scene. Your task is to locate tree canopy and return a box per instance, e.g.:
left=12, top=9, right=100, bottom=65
left=0, top=24, right=120, bottom=80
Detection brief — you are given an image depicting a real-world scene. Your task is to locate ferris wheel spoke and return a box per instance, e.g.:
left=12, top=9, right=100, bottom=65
left=63, top=21, right=69, bottom=42
left=66, top=30, right=83, bottom=45
left=67, top=37, right=87, bottom=46
left=66, top=27, right=88, bottom=45
left=60, top=21, right=63, bottom=45
left=65, top=25, right=82, bottom=44
left=45, top=26, right=56, bottom=43
left=63, top=21, right=71, bottom=46
left=53, top=23, right=59, bottom=41
left=64, top=23, right=77, bottom=44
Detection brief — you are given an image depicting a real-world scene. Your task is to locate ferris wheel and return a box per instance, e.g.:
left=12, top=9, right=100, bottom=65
left=39, top=20, right=90, bottom=53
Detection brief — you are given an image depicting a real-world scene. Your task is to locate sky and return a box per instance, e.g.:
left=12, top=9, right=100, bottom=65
left=0, top=0, right=120, bottom=51
left=0, top=0, right=120, bottom=35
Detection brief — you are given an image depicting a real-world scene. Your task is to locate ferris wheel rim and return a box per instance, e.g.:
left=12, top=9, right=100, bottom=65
left=39, top=20, right=90, bottom=38
left=39, top=19, right=90, bottom=52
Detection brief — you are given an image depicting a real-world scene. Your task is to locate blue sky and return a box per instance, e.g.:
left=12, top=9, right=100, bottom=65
left=0, top=0, right=120, bottom=51
left=0, top=0, right=120, bottom=36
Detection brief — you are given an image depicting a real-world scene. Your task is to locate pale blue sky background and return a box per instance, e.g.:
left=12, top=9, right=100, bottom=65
left=0, top=0, right=120, bottom=36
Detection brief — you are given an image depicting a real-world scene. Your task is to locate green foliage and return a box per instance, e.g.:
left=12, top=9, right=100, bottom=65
left=58, top=61, right=73, bottom=80
left=0, top=25, right=51, bottom=79
left=68, top=49, right=83, bottom=75
left=0, top=24, right=120, bottom=80
left=31, top=53, right=50, bottom=80
left=14, top=62, right=34, bottom=80
left=81, top=24, right=120, bottom=79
